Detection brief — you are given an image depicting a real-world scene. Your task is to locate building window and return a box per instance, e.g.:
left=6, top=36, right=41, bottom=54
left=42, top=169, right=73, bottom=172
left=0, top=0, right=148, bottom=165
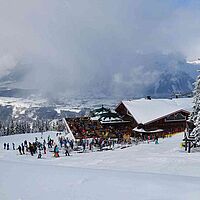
left=165, top=113, right=186, bottom=122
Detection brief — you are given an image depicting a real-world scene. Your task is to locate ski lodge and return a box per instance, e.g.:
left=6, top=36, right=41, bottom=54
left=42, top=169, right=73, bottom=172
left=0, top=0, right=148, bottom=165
left=64, top=98, right=192, bottom=140
left=115, top=98, right=191, bottom=136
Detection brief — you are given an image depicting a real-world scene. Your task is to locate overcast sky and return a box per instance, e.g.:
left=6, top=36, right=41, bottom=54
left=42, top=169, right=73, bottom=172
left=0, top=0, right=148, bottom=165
left=0, top=0, right=200, bottom=97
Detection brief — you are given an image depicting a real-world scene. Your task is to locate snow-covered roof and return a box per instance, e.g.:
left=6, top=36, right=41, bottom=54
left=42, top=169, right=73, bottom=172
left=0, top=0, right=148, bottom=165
left=62, top=118, right=75, bottom=141
left=120, top=98, right=192, bottom=125
left=133, top=127, right=164, bottom=133
left=91, top=116, right=100, bottom=121
left=187, top=60, right=200, bottom=65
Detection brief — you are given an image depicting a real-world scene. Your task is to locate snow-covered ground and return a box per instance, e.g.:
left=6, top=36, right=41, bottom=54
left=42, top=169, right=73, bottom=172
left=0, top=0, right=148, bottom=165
left=1, top=132, right=200, bottom=200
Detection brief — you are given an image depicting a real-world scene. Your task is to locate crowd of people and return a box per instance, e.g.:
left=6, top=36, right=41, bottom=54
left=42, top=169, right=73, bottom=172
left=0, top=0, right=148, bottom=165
left=4, top=138, right=48, bottom=157
left=2, top=125, right=162, bottom=159
left=2, top=132, right=77, bottom=159
left=2, top=130, right=134, bottom=159
left=3, top=133, right=160, bottom=159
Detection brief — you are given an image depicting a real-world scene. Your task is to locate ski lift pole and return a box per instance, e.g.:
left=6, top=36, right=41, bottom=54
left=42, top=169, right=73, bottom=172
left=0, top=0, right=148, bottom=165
left=188, top=141, right=191, bottom=153
left=184, top=128, right=187, bottom=151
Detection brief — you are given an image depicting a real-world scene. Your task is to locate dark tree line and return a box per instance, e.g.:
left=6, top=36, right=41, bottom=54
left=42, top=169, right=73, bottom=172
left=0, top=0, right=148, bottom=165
left=0, top=120, right=51, bottom=136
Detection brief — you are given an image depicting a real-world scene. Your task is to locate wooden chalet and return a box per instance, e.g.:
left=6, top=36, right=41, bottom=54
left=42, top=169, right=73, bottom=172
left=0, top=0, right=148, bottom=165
left=65, top=105, right=132, bottom=139
left=115, top=98, right=191, bottom=136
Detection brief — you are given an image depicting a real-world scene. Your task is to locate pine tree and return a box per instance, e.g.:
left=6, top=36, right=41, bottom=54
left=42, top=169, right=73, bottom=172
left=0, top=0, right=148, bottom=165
left=15, top=122, right=21, bottom=135
left=3, top=125, right=6, bottom=136
left=189, top=74, right=200, bottom=140
left=6, top=126, right=10, bottom=135
left=10, top=120, right=15, bottom=135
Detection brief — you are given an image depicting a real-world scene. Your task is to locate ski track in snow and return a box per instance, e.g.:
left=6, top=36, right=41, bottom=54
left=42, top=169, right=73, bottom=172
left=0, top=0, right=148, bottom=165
left=1, top=131, right=200, bottom=200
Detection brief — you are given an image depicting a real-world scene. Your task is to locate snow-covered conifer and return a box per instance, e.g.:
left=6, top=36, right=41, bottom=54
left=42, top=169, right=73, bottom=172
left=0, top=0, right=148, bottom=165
left=190, top=74, right=200, bottom=139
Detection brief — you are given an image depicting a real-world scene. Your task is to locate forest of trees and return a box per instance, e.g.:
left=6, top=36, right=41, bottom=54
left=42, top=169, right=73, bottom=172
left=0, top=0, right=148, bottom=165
left=0, top=120, right=51, bottom=136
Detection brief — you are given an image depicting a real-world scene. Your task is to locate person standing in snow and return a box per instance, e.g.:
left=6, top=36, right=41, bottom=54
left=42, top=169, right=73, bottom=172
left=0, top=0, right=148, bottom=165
left=54, top=145, right=59, bottom=157
left=112, top=139, right=115, bottom=148
left=7, top=143, right=9, bottom=150
left=70, top=140, right=74, bottom=150
left=24, top=140, right=28, bottom=151
left=59, top=136, right=63, bottom=148
left=21, top=143, right=25, bottom=154
left=29, top=143, right=34, bottom=156
left=18, top=145, right=22, bottom=155
left=82, top=139, right=86, bottom=152
left=3, top=143, right=6, bottom=149
left=12, top=143, right=15, bottom=150
left=65, top=142, right=70, bottom=156
left=47, top=140, right=51, bottom=148
left=33, top=142, right=37, bottom=154
left=43, top=144, right=47, bottom=154
left=89, top=140, right=93, bottom=151
left=155, top=136, right=159, bottom=144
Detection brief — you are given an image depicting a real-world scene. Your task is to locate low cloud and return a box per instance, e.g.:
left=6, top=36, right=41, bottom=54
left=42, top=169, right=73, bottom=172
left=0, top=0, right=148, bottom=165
left=0, top=55, right=18, bottom=77
left=0, top=0, right=199, bottom=98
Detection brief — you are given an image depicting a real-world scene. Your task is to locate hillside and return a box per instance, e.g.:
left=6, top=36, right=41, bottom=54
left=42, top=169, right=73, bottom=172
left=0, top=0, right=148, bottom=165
left=0, top=132, right=200, bottom=199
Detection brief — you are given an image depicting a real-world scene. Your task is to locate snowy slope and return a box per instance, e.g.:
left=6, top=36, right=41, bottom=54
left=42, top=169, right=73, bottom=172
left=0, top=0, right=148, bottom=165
left=1, top=132, right=200, bottom=199
left=148, top=71, right=194, bottom=97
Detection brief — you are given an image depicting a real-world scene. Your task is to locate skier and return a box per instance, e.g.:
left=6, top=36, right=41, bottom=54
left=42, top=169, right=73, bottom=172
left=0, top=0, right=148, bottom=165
left=48, top=140, right=52, bottom=148
left=18, top=145, right=22, bottom=155
left=54, top=145, right=59, bottom=157
left=82, top=139, right=86, bottom=152
left=21, top=143, right=25, bottom=154
left=33, top=142, right=37, bottom=154
left=29, top=143, right=34, bottom=156
left=89, top=140, right=93, bottom=151
left=70, top=140, right=74, bottom=150
left=59, top=137, right=63, bottom=148
left=6, top=143, right=9, bottom=150
left=24, top=140, right=28, bottom=151
left=3, top=143, right=6, bottom=149
left=12, top=143, right=15, bottom=150
left=43, top=144, right=47, bottom=154
left=112, top=140, right=115, bottom=148
left=155, top=136, right=159, bottom=144
left=65, top=142, right=70, bottom=156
